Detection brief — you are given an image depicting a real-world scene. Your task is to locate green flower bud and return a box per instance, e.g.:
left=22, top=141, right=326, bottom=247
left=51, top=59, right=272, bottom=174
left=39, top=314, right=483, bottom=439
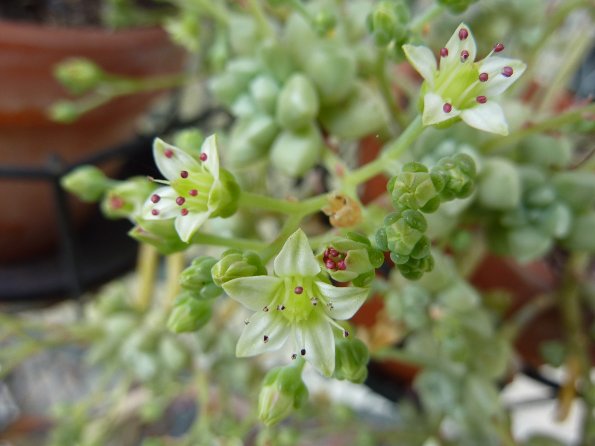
left=276, top=74, right=319, bottom=130
left=367, top=0, right=410, bottom=46
left=129, top=220, right=188, bottom=255
left=173, top=129, right=205, bottom=156
left=101, top=176, right=155, bottom=219
left=333, top=338, right=369, bottom=383
left=166, top=291, right=213, bottom=333
left=389, top=162, right=443, bottom=212
left=563, top=211, right=595, bottom=253
left=61, top=165, right=110, bottom=202
left=313, top=11, right=337, bottom=35
left=394, top=255, right=434, bottom=280
left=180, top=256, right=223, bottom=299
left=319, top=82, right=389, bottom=140
left=304, top=45, right=356, bottom=106
left=48, top=100, right=80, bottom=123
left=228, top=115, right=279, bottom=166
left=270, top=124, right=322, bottom=177
left=54, top=57, right=105, bottom=95
left=385, top=210, right=427, bottom=256
left=250, top=75, right=280, bottom=115
left=211, top=249, right=267, bottom=287
left=437, top=0, right=478, bottom=14
left=258, top=363, right=309, bottom=426
left=477, top=157, right=520, bottom=210
left=553, top=171, right=595, bottom=211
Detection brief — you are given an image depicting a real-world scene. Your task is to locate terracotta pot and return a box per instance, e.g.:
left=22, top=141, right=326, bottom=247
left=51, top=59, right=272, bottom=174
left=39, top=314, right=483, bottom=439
left=0, top=20, right=185, bottom=263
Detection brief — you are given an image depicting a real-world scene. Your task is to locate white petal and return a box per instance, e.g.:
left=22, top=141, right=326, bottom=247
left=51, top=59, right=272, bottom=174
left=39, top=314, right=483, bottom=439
left=403, top=44, right=437, bottom=87
left=175, top=210, right=209, bottom=242
left=201, top=134, right=221, bottom=181
left=441, top=23, right=477, bottom=72
left=298, top=311, right=334, bottom=376
left=153, top=138, right=201, bottom=181
left=236, top=311, right=289, bottom=357
left=315, top=282, right=369, bottom=320
left=461, top=102, right=509, bottom=135
left=423, top=92, right=461, bottom=126
left=223, top=276, right=282, bottom=312
left=479, top=57, right=527, bottom=96
left=142, top=186, right=178, bottom=220
left=274, top=229, right=320, bottom=278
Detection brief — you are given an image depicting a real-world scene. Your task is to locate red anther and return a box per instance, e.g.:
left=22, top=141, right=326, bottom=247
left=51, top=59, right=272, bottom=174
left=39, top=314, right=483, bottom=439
left=151, top=209, right=159, bottom=216
left=294, top=286, right=304, bottom=294
left=458, top=28, right=469, bottom=40
left=337, top=260, right=347, bottom=270
left=189, top=189, right=198, bottom=196
left=150, top=194, right=161, bottom=203
left=476, top=96, right=487, bottom=104
left=263, top=335, right=269, bottom=343
left=440, top=47, right=448, bottom=57
left=329, top=248, right=339, bottom=258
left=181, top=208, right=189, bottom=216
left=502, top=66, right=513, bottom=77
left=479, top=72, right=489, bottom=82
left=199, top=153, right=208, bottom=161
left=325, top=259, right=336, bottom=270
left=176, top=196, right=185, bottom=206
left=494, top=43, right=504, bottom=52
left=164, top=149, right=174, bottom=158
left=443, top=103, right=453, bottom=113
left=460, top=50, right=469, bottom=62
left=180, top=170, right=189, bottom=178
left=300, top=348, right=306, bottom=356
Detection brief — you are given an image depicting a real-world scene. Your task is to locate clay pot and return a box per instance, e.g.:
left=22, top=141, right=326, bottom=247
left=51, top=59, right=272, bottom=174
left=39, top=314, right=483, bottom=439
left=0, top=20, right=185, bottom=263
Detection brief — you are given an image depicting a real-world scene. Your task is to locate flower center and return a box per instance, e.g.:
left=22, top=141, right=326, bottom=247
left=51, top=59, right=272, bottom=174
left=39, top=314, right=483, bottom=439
left=276, top=277, right=322, bottom=323
left=436, top=62, right=482, bottom=109
left=170, top=169, right=214, bottom=214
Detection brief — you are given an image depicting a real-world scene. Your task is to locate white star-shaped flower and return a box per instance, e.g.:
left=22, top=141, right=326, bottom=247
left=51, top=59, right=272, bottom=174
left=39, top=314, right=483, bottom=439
left=404, top=23, right=526, bottom=135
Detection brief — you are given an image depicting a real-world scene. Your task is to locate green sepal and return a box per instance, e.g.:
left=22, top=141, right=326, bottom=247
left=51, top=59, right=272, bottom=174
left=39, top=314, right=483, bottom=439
left=333, top=337, right=370, bottom=384
left=209, top=168, right=240, bottom=219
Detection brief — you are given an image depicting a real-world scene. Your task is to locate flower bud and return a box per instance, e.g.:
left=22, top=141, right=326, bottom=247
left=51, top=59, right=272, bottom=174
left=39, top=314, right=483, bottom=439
left=333, top=338, right=369, bottom=383
left=129, top=220, right=188, bottom=255
left=54, top=57, right=105, bottom=95
left=211, top=249, right=267, bottom=287
left=101, top=177, right=156, bottom=219
left=180, top=256, right=223, bottom=299
left=389, top=162, right=443, bottom=213
left=367, top=0, right=410, bottom=46
left=166, top=291, right=213, bottom=333
left=269, top=124, right=322, bottom=177
left=173, top=129, right=205, bottom=157
left=61, top=165, right=110, bottom=202
left=276, top=74, right=319, bottom=130
left=48, top=100, right=80, bottom=123
left=433, top=153, right=477, bottom=202
left=313, top=10, right=337, bottom=35
left=258, top=363, right=309, bottom=426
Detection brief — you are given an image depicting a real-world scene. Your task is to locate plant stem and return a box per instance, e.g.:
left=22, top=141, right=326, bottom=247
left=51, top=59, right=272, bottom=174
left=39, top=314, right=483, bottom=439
left=259, top=214, right=303, bottom=262
left=376, top=48, right=408, bottom=129
left=410, top=4, right=443, bottom=33
left=238, top=190, right=328, bottom=216
left=246, top=0, right=273, bottom=37
left=373, top=346, right=440, bottom=369
left=481, top=102, right=595, bottom=153
left=136, top=243, right=159, bottom=310
left=165, top=252, right=186, bottom=308
left=343, top=115, right=424, bottom=187
left=191, top=232, right=266, bottom=251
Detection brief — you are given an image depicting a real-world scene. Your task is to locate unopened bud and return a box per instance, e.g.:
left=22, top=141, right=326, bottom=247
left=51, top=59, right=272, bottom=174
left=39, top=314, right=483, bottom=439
left=48, top=100, right=80, bottom=123
left=211, top=249, right=267, bottom=287
left=54, top=58, right=105, bottom=95
left=61, top=165, right=110, bottom=202
left=166, top=291, right=213, bottom=333
left=101, top=177, right=155, bottom=219
left=258, top=363, right=308, bottom=426
left=333, top=338, right=370, bottom=383
left=180, top=256, right=223, bottom=299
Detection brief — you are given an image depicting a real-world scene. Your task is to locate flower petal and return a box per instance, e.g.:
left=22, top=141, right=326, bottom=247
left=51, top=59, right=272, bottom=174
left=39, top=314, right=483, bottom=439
left=154, top=138, right=201, bottom=181
left=403, top=44, right=437, bottom=87
left=223, top=276, right=282, bottom=312
left=315, top=282, right=369, bottom=320
left=175, top=210, right=209, bottom=242
left=298, top=310, right=334, bottom=376
left=236, top=311, right=289, bottom=357
left=479, top=56, right=527, bottom=96
left=441, top=23, right=477, bottom=72
left=423, top=92, right=461, bottom=126
left=461, top=102, right=509, bottom=135
left=274, top=229, right=320, bottom=278
left=142, top=186, right=179, bottom=220
left=201, top=134, right=221, bottom=181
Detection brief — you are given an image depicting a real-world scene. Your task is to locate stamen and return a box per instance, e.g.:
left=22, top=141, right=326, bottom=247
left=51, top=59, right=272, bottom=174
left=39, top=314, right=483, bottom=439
left=263, top=335, right=269, bottom=343
left=476, top=96, right=487, bottom=104
left=189, top=189, right=198, bottom=196
left=494, top=43, right=504, bottom=53
left=244, top=319, right=250, bottom=325
left=443, top=103, right=453, bottom=113
left=325, top=260, right=336, bottom=270
left=458, top=28, right=469, bottom=40
left=263, top=306, right=269, bottom=312
left=164, top=149, right=173, bottom=158
left=337, top=260, right=347, bottom=271
left=310, top=297, right=318, bottom=306
left=440, top=47, right=448, bottom=57
left=199, top=153, right=208, bottom=162
left=294, top=286, right=304, bottom=294
left=150, top=194, right=161, bottom=203
left=343, top=330, right=349, bottom=337
left=176, top=196, right=185, bottom=206
left=329, top=248, right=339, bottom=258
left=291, top=353, right=297, bottom=360
left=180, top=170, right=189, bottom=178
left=277, top=305, right=286, bottom=311
left=151, top=209, right=159, bottom=216
left=327, top=302, right=334, bottom=310
left=502, top=66, right=513, bottom=77
left=300, top=348, right=306, bottom=356
left=479, top=72, right=489, bottom=82
left=460, top=50, right=469, bottom=62
left=181, top=208, right=189, bottom=216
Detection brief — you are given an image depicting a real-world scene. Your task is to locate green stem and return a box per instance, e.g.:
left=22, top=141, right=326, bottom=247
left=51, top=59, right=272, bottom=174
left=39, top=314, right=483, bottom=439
left=377, top=48, right=408, bottom=129
left=480, top=102, right=595, bottom=153
left=238, top=190, right=328, bottom=216
left=191, top=232, right=267, bottom=251
left=373, top=346, right=441, bottom=369
left=136, top=243, right=159, bottom=311
left=410, top=4, right=443, bottom=33
left=259, top=214, right=302, bottom=262
left=165, top=252, right=186, bottom=308
left=246, top=0, right=273, bottom=37
left=343, top=115, right=424, bottom=187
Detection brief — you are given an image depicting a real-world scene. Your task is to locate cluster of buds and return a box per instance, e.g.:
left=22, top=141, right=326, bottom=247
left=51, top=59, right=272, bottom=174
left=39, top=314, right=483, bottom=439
left=211, top=249, right=268, bottom=287
left=367, top=0, right=410, bottom=59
